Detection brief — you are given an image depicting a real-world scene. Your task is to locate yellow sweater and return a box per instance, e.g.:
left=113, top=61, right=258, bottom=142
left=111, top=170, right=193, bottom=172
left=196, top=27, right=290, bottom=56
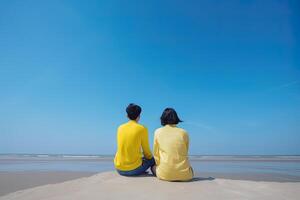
left=154, top=125, right=193, bottom=181
left=114, top=120, right=153, bottom=171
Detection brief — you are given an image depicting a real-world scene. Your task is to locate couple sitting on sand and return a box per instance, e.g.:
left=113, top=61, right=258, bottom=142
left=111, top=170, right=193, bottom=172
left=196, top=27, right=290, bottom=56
left=114, top=103, right=193, bottom=181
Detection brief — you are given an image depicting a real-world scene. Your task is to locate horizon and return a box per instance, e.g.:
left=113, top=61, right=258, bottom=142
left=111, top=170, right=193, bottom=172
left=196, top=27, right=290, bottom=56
left=2, top=153, right=300, bottom=156
left=1, top=0, right=299, bottom=155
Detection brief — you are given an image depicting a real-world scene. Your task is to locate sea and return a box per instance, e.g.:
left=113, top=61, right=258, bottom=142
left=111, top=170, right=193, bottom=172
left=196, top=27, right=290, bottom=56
left=1, top=154, right=300, bottom=182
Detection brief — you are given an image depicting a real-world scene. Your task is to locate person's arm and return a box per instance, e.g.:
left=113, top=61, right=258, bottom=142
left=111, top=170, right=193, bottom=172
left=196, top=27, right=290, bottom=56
left=141, top=127, right=153, bottom=159
left=153, top=132, right=160, bottom=165
left=183, top=131, right=189, bottom=152
left=115, top=127, right=121, bottom=152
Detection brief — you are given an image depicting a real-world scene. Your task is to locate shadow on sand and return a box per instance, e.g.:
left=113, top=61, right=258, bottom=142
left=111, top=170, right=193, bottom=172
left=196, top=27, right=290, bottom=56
left=124, top=173, right=215, bottom=182
left=190, top=177, right=215, bottom=182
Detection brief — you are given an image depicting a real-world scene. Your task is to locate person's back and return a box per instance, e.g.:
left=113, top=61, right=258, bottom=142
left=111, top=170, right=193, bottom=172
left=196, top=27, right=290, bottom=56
left=114, top=103, right=154, bottom=176
left=153, top=108, right=193, bottom=181
left=114, top=120, right=152, bottom=171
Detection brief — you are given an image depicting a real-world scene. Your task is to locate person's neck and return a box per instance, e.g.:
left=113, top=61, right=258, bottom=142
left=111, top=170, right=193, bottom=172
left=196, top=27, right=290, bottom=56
left=166, top=124, right=176, bottom=127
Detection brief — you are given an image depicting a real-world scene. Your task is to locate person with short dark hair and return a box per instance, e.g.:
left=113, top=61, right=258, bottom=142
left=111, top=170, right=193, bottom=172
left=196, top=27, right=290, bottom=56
left=114, top=103, right=155, bottom=176
left=152, top=108, right=193, bottom=181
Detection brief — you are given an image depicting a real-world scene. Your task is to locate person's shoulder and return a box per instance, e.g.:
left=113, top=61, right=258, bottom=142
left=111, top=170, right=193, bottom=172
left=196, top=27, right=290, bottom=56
left=118, top=121, right=136, bottom=129
left=117, top=122, right=127, bottom=130
left=135, top=123, right=148, bottom=131
left=176, top=127, right=188, bottom=135
left=155, top=126, right=164, bottom=132
left=154, top=127, right=164, bottom=137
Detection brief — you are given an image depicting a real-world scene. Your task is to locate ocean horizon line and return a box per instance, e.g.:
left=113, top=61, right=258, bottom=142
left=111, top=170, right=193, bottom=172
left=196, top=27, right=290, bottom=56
left=1, top=153, right=300, bottom=162
left=1, top=153, right=300, bottom=156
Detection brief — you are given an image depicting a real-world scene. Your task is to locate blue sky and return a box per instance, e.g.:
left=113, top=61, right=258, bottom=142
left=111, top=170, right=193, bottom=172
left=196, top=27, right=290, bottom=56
left=0, top=0, right=299, bottom=155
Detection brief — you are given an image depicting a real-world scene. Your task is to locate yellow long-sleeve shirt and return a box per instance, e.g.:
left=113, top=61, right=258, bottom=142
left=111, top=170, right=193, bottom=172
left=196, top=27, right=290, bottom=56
left=154, top=125, right=193, bottom=181
left=114, top=120, right=153, bottom=171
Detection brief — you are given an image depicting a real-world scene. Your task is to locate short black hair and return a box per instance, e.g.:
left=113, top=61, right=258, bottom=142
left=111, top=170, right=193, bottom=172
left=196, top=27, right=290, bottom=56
left=126, top=103, right=142, bottom=120
left=160, top=108, right=183, bottom=126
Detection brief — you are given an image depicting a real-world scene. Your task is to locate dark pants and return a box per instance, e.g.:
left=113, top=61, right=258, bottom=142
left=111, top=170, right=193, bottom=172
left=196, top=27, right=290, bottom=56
left=117, top=157, right=155, bottom=176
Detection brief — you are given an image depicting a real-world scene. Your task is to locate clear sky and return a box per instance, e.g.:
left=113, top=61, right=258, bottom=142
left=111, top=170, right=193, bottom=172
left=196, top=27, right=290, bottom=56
left=0, top=0, right=299, bottom=155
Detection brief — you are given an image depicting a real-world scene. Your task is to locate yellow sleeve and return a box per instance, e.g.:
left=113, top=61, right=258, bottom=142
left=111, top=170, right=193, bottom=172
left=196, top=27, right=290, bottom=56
left=153, top=132, right=160, bottom=165
left=141, top=127, right=152, bottom=159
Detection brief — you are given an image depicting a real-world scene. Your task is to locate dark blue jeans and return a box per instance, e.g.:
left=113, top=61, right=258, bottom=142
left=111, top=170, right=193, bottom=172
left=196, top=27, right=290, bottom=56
left=117, top=157, right=155, bottom=176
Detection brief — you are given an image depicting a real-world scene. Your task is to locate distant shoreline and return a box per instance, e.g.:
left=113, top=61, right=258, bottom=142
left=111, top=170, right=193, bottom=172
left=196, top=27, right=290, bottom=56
left=1, top=154, right=300, bottom=162
left=1, top=154, right=300, bottom=182
left=2, top=153, right=300, bottom=156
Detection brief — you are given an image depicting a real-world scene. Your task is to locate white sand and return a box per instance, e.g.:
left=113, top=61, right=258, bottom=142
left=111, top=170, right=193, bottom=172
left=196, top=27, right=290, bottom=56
left=0, top=171, right=299, bottom=200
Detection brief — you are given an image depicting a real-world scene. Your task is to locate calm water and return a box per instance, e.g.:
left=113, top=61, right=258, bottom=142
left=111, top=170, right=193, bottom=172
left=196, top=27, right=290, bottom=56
left=1, top=155, right=300, bottom=181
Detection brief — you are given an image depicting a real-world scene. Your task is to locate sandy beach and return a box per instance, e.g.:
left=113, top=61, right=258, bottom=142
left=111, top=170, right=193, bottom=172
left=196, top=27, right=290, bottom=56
left=1, top=155, right=300, bottom=199
left=0, top=171, right=96, bottom=196
left=0, top=171, right=299, bottom=200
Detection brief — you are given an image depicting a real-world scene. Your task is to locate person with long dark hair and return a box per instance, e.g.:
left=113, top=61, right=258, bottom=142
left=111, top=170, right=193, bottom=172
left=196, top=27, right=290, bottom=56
left=152, top=108, right=193, bottom=181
